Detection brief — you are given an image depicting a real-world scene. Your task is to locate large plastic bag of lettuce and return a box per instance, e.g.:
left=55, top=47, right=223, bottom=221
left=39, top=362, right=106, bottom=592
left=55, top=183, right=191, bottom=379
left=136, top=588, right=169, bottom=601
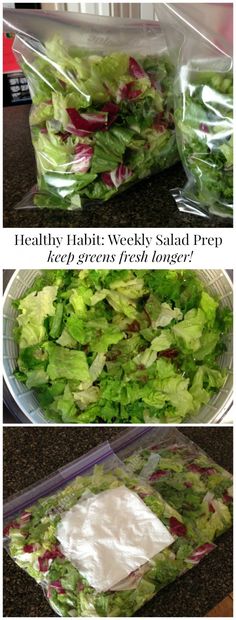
left=156, top=3, right=233, bottom=219
left=114, top=427, right=233, bottom=546
left=3, top=9, right=178, bottom=211
left=3, top=436, right=227, bottom=617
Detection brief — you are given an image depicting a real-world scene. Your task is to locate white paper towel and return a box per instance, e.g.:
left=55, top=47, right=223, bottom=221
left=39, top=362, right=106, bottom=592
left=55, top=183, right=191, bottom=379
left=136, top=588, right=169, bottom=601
left=57, top=485, right=174, bottom=592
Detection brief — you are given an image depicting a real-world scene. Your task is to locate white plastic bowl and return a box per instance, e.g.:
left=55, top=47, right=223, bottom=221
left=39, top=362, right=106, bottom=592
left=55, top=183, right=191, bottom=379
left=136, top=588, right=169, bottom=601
left=3, top=269, right=233, bottom=425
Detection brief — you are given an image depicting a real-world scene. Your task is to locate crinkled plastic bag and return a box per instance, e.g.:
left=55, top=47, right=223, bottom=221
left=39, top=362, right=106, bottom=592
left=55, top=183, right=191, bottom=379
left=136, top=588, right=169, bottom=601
left=116, top=427, right=233, bottom=545
left=3, top=9, right=178, bottom=211
left=3, top=441, right=220, bottom=618
left=3, top=450, right=181, bottom=616
left=156, top=3, right=233, bottom=218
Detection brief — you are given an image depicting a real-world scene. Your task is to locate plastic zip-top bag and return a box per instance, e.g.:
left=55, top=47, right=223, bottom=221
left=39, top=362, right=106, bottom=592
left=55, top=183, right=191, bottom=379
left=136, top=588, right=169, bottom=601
left=113, top=427, right=233, bottom=548
left=3, top=442, right=185, bottom=617
left=156, top=3, right=233, bottom=218
left=3, top=8, right=179, bottom=211
left=4, top=430, right=232, bottom=617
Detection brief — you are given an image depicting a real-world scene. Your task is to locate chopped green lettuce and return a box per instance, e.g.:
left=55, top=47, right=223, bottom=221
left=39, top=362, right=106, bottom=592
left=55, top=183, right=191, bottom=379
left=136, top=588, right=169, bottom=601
left=16, top=34, right=179, bottom=209
left=174, top=69, right=233, bottom=216
left=13, top=269, right=231, bottom=423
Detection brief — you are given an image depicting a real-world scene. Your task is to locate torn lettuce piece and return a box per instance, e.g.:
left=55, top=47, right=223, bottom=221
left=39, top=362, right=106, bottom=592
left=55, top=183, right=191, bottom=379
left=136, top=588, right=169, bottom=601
left=16, top=286, right=58, bottom=349
left=150, top=330, right=173, bottom=352
left=154, top=303, right=183, bottom=327
left=172, top=308, right=206, bottom=352
left=45, top=342, right=90, bottom=383
left=12, top=269, right=231, bottom=424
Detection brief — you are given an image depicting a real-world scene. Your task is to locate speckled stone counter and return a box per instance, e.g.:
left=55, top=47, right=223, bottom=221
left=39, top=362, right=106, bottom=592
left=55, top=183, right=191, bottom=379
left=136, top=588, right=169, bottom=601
left=4, top=105, right=232, bottom=228
left=3, top=427, right=233, bottom=617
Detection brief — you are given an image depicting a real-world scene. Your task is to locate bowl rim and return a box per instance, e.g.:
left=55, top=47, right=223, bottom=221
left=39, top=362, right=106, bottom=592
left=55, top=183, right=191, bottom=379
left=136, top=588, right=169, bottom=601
left=3, top=268, right=233, bottom=425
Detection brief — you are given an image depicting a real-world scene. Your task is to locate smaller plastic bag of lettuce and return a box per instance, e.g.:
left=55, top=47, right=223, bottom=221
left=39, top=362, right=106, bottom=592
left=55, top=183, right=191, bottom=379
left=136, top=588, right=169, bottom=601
left=156, top=3, right=233, bottom=218
left=3, top=9, right=178, bottom=211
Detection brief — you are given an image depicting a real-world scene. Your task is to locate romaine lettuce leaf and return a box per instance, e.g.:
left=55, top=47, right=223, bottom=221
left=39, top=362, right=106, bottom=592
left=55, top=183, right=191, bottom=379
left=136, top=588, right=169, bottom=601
left=172, top=308, right=206, bottom=352
left=13, top=269, right=230, bottom=424
left=17, top=286, right=58, bottom=349
left=45, top=342, right=90, bottom=383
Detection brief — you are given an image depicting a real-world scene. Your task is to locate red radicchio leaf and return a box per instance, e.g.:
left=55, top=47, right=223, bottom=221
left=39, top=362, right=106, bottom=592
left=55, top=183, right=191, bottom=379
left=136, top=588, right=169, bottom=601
left=158, top=348, right=179, bottom=359
left=184, top=482, right=193, bottom=488
left=129, top=57, right=146, bottom=78
left=126, top=88, right=142, bottom=100
left=150, top=444, right=160, bottom=451
left=38, top=545, right=64, bottom=571
left=23, top=544, right=35, bottom=553
left=57, top=131, right=71, bottom=142
left=38, top=556, right=49, bottom=572
left=50, top=580, right=66, bottom=594
left=67, top=108, right=108, bottom=133
left=203, top=467, right=216, bottom=475
left=186, top=542, right=216, bottom=564
left=77, top=582, right=85, bottom=592
left=40, top=128, right=48, bottom=134
left=102, top=102, right=119, bottom=127
left=199, top=122, right=209, bottom=133
left=153, top=112, right=168, bottom=133
left=149, top=470, right=168, bottom=482
left=209, top=502, right=215, bottom=513
left=138, top=491, right=151, bottom=499
left=187, top=463, right=216, bottom=475
left=58, top=79, right=66, bottom=89
left=223, top=492, right=233, bottom=504
left=67, top=124, right=92, bottom=138
left=126, top=320, right=140, bottom=332
left=101, top=172, right=115, bottom=188
left=71, top=144, right=93, bottom=173
left=20, top=511, right=32, bottom=523
left=117, top=81, right=142, bottom=102
left=169, top=516, right=187, bottom=537
left=44, top=546, right=64, bottom=560
left=187, top=463, right=203, bottom=473
left=101, top=164, right=132, bottom=189
left=3, top=521, right=20, bottom=536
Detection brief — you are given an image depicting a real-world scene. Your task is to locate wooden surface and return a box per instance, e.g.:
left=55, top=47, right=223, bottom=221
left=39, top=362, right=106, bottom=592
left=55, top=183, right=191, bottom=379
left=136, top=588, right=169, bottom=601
left=207, top=593, right=233, bottom=617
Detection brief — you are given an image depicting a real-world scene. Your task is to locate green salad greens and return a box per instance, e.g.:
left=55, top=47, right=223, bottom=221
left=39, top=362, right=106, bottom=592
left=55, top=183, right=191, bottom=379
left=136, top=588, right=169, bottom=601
left=124, top=436, right=233, bottom=545
left=12, top=269, right=231, bottom=424
left=19, top=36, right=178, bottom=209
left=4, top=453, right=230, bottom=618
left=175, top=69, right=233, bottom=216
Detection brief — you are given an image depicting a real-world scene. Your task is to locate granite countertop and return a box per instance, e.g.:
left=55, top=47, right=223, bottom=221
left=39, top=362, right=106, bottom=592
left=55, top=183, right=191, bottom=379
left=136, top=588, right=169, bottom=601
left=3, top=426, right=233, bottom=617
left=4, top=105, right=232, bottom=228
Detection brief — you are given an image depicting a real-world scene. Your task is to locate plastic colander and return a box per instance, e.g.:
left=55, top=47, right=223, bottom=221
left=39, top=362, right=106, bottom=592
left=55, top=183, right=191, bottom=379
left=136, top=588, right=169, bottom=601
left=3, top=269, right=233, bottom=424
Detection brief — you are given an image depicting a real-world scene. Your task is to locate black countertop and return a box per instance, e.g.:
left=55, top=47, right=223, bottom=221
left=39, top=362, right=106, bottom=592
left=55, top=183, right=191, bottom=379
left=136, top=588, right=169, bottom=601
left=3, top=426, right=233, bottom=617
left=4, top=105, right=232, bottom=229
